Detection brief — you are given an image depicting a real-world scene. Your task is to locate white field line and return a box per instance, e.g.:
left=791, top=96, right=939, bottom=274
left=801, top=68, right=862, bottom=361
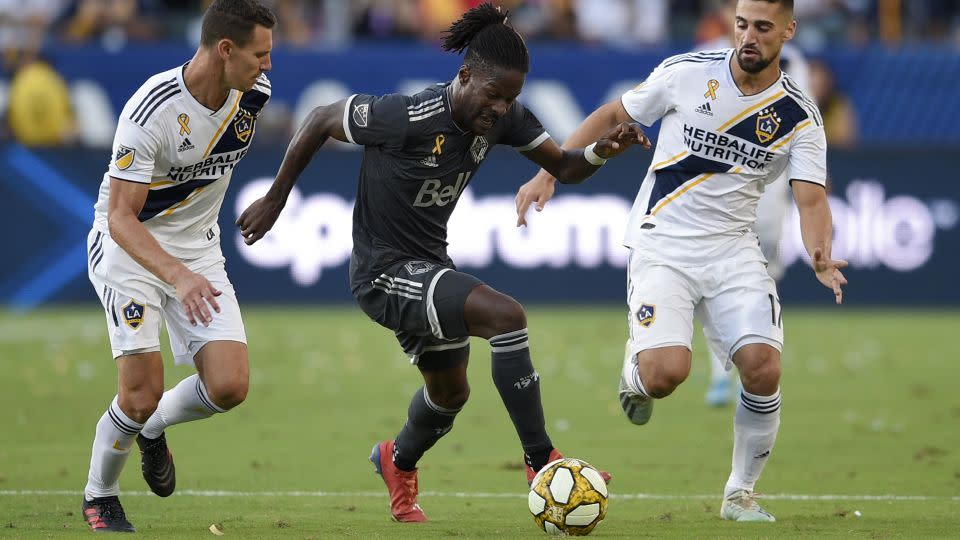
left=1, top=490, right=958, bottom=502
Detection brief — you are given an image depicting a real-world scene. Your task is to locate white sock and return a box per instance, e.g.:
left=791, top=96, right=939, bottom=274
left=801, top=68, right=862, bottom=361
left=724, top=388, right=781, bottom=498
left=84, top=396, right=143, bottom=500
left=140, top=374, right=225, bottom=439
left=622, top=353, right=651, bottom=398
left=709, top=349, right=728, bottom=383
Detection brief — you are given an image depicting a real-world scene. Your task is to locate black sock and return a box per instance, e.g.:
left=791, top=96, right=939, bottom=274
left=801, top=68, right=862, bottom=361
left=489, top=329, right=552, bottom=455
left=393, top=387, right=461, bottom=471
left=524, top=447, right=555, bottom=474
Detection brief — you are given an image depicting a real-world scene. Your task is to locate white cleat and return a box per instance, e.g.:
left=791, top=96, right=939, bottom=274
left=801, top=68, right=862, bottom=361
left=720, top=490, right=776, bottom=522
left=619, top=343, right=653, bottom=425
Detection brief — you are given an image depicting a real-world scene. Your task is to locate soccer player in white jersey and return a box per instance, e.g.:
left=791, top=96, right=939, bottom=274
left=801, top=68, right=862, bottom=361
left=517, top=0, right=848, bottom=521
left=81, top=0, right=274, bottom=531
left=697, top=0, right=812, bottom=407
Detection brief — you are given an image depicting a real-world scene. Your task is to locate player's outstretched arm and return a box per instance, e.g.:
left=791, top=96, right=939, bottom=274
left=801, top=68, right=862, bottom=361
left=108, top=178, right=221, bottom=326
left=793, top=180, right=849, bottom=304
left=516, top=100, right=647, bottom=226
left=237, top=100, right=350, bottom=245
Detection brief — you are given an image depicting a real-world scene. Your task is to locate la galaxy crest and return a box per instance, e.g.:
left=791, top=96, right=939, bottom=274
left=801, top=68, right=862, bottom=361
left=122, top=300, right=145, bottom=330
left=114, top=145, right=135, bottom=170
left=755, top=108, right=782, bottom=144
left=234, top=109, right=254, bottom=143
left=636, top=303, right=655, bottom=328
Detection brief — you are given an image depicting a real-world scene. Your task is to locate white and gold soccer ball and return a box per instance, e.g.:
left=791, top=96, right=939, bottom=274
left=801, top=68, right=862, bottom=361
left=527, top=458, right=608, bottom=536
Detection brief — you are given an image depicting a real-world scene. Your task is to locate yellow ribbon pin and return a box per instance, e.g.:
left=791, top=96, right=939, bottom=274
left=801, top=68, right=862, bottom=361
left=178, top=113, right=191, bottom=136
left=432, top=134, right=445, bottom=155
left=704, top=79, right=720, bottom=100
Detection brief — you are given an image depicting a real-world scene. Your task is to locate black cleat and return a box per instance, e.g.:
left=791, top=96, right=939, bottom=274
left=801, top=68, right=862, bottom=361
left=137, top=432, right=176, bottom=497
left=82, top=496, right=135, bottom=532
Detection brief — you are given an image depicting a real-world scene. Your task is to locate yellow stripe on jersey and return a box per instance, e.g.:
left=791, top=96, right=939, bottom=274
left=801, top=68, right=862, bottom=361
left=769, top=120, right=813, bottom=153
left=149, top=180, right=175, bottom=189
left=716, top=91, right=786, bottom=133
left=203, top=93, right=241, bottom=158
left=651, top=172, right=716, bottom=215
left=161, top=186, right=207, bottom=217
left=651, top=150, right=690, bottom=171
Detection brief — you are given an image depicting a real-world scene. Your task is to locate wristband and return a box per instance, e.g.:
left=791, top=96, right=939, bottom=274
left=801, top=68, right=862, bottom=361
left=583, top=142, right=608, bottom=166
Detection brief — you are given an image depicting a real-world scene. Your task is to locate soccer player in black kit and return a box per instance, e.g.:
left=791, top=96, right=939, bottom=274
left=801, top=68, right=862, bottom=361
left=237, top=3, right=648, bottom=523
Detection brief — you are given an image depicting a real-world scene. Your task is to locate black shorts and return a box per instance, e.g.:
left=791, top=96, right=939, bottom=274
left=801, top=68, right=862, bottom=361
left=353, top=259, right=483, bottom=371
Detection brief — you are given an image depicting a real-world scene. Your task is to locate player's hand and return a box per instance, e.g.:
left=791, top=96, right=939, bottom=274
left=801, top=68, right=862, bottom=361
left=236, top=195, right=284, bottom=245
left=812, top=247, right=849, bottom=304
left=172, top=269, right=221, bottom=327
left=593, top=122, right=651, bottom=159
left=516, top=173, right=556, bottom=227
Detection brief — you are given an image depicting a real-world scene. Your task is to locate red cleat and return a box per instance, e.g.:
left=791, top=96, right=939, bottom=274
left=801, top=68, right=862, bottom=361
left=525, top=448, right=613, bottom=486
left=370, top=440, right=427, bottom=522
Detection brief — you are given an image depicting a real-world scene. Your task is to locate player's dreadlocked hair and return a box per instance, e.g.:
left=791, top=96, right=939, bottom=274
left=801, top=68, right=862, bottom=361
left=201, top=0, right=277, bottom=48
left=441, top=3, right=530, bottom=74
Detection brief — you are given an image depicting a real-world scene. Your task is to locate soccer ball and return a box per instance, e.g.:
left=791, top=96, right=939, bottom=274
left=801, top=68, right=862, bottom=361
left=527, top=458, right=608, bottom=536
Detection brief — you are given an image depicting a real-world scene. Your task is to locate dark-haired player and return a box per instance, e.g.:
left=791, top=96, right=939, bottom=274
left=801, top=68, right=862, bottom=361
left=237, top=3, right=647, bottom=523
left=81, top=0, right=275, bottom=531
left=517, top=0, right=847, bottom=521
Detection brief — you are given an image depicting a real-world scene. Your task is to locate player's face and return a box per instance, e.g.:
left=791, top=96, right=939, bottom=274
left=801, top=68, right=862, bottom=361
left=457, top=66, right=525, bottom=134
left=224, top=24, right=273, bottom=92
left=733, top=0, right=796, bottom=74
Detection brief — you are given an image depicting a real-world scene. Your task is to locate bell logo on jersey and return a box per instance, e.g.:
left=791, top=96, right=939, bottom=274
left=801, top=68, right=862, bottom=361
left=234, top=110, right=254, bottom=143
left=114, top=145, right=135, bottom=170
left=413, top=172, right=472, bottom=208
left=755, top=108, right=782, bottom=144
left=122, top=300, right=145, bottom=330
left=636, top=304, right=656, bottom=328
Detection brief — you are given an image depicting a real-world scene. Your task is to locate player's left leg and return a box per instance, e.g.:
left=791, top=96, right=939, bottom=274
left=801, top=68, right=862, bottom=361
left=138, top=253, right=248, bottom=496
left=463, top=283, right=556, bottom=475
left=700, top=250, right=783, bottom=522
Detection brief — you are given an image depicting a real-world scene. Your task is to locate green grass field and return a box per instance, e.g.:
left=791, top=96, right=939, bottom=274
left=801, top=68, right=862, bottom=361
left=1, top=307, right=958, bottom=539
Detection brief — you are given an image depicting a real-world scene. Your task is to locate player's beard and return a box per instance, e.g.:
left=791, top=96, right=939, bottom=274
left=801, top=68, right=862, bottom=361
left=736, top=47, right=774, bottom=74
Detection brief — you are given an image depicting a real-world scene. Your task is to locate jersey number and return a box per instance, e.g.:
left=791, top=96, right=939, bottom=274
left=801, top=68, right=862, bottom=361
left=768, top=294, right=783, bottom=328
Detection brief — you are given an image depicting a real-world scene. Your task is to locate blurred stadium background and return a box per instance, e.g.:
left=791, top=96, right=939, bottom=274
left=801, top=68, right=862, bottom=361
left=1, top=0, right=958, bottom=308
left=1, top=1, right=959, bottom=538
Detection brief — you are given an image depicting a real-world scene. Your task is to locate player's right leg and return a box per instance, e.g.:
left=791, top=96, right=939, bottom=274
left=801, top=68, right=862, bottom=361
left=619, top=251, right=699, bottom=425
left=84, top=229, right=166, bottom=531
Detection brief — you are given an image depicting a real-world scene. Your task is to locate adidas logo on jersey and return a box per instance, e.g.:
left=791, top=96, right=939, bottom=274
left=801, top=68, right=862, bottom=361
left=695, top=102, right=713, bottom=116
left=177, top=138, right=194, bottom=152
left=419, top=154, right=439, bottom=168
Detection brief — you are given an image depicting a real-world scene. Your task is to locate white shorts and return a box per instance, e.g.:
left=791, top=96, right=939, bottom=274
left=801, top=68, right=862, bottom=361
left=86, top=228, right=247, bottom=366
left=625, top=236, right=784, bottom=370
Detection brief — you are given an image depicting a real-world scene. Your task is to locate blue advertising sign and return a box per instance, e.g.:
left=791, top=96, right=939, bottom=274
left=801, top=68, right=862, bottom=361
left=1, top=144, right=956, bottom=308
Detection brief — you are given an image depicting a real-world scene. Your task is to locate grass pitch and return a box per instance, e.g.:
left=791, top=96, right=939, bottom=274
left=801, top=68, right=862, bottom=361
left=1, top=307, right=958, bottom=538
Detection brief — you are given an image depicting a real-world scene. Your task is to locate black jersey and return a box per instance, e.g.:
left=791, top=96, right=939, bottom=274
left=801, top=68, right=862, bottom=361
left=344, top=83, right=548, bottom=287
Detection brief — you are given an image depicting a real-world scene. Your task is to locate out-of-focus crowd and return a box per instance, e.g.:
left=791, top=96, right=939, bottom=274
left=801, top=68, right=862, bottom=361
left=5, top=0, right=955, bottom=148
left=2, top=0, right=958, bottom=63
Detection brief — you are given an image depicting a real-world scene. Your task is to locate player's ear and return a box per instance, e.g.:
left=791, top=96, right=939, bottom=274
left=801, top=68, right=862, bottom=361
left=457, top=66, right=472, bottom=86
left=783, top=19, right=796, bottom=41
left=217, top=38, right=233, bottom=60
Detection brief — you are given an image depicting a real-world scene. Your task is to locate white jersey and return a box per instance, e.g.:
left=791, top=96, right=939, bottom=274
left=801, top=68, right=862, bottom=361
left=93, top=65, right=271, bottom=259
left=621, top=48, right=826, bottom=264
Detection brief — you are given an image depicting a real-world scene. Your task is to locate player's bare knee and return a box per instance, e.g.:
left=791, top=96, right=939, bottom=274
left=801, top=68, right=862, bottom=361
left=119, top=392, right=160, bottom=424
left=429, top=383, right=470, bottom=410
left=644, top=371, right=684, bottom=399
left=740, top=359, right=781, bottom=395
left=490, top=296, right=526, bottom=334
left=205, top=378, right=249, bottom=411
